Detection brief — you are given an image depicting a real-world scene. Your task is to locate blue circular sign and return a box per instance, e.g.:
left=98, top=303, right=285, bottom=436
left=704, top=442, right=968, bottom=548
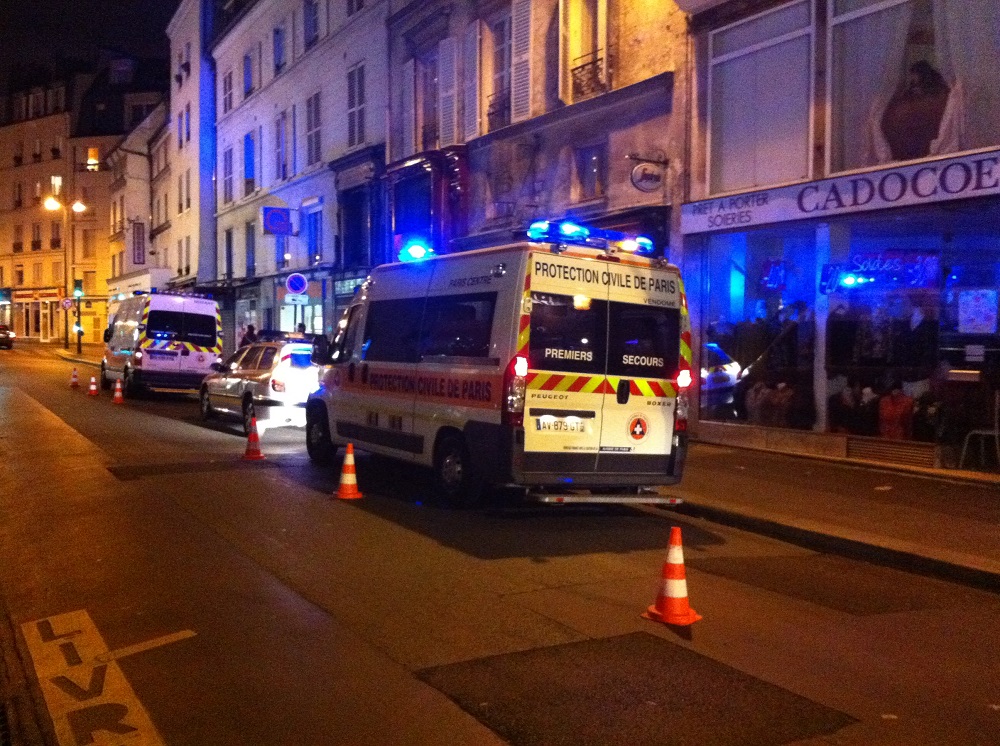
left=286, top=273, right=308, bottom=295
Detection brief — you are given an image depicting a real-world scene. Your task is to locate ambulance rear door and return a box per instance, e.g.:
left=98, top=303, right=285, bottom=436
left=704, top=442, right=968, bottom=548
left=523, top=251, right=613, bottom=469
left=595, top=261, right=682, bottom=475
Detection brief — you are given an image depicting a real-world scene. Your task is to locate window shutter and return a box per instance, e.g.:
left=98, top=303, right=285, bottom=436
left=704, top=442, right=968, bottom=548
left=511, top=0, right=532, bottom=122
left=463, top=21, right=481, bottom=141
left=438, top=37, right=458, bottom=147
left=400, top=59, right=416, bottom=156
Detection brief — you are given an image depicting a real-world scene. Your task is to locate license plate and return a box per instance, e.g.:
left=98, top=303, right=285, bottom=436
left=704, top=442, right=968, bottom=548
left=535, top=418, right=586, bottom=433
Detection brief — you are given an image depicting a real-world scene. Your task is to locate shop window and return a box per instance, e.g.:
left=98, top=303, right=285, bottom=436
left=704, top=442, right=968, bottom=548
left=709, top=1, right=811, bottom=193
left=699, top=225, right=817, bottom=431
left=574, top=143, right=606, bottom=202
left=830, top=0, right=1000, bottom=172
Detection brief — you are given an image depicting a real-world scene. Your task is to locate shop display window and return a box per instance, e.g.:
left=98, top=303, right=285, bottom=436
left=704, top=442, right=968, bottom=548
left=700, top=225, right=817, bottom=430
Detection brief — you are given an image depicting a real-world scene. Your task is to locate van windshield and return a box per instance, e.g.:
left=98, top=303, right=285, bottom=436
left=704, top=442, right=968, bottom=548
left=147, top=310, right=217, bottom=346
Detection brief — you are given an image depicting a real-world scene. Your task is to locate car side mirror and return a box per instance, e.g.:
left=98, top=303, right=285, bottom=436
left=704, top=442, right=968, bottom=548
left=311, top=336, right=331, bottom=366
left=103, top=328, right=112, bottom=343
left=210, top=362, right=225, bottom=372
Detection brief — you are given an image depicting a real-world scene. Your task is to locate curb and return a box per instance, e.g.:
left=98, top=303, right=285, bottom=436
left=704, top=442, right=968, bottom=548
left=672, top=501, right=1000, bottom=594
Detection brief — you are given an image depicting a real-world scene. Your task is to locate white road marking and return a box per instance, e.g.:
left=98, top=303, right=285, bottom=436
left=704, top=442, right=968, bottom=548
left=21, top=610, right=196, bottom=746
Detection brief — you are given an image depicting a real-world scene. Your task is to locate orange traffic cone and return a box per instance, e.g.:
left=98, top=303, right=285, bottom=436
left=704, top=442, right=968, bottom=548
left=70, top=368, right=79, bottom=388
left=112, top=378, right=125, bottom=404
left=87, top=376, right=99, bottom=397
left=242, top=417, right=265, bottom=461
left=643, top=526, right=702, bottom=626
left=335, top=443, right=363, bottom=500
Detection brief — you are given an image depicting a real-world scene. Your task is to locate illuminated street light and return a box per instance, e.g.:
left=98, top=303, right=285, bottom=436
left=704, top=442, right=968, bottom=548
left=44, top=196, right=87, bottom=350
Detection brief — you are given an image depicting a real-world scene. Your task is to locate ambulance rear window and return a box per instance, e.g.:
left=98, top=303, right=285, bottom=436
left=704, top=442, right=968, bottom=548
left=146, top=310, right=217, bottom=345
left=529, top=292, right=605, bottom=375
left=606, top=304, right=681, bottom=379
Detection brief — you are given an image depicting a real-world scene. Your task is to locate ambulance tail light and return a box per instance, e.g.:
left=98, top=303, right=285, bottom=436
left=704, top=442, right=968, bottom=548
left=674, top=393, right=689, bottom=433
left=502, top=355, right=529, bottom=427
left=675, top=368, right=693, bottom=391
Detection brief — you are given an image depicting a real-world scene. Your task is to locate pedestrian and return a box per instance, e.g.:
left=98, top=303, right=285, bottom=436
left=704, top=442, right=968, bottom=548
left=239, top=324, right=257, bottom=347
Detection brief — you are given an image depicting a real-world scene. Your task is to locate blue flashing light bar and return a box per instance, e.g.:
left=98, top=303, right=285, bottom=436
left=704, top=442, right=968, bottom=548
left=398, top=238, right=435, bottom=263
left=526, top=218, right=655, bottom=255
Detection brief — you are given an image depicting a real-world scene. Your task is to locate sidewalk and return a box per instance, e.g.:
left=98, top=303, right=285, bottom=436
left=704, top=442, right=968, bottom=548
left=49, top=341, right=1000, bottom=591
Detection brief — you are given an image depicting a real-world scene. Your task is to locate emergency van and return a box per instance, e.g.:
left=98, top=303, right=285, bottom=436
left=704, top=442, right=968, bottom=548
left=306, top=220, right=692, bottom=506
left=101, top=291, right=223, bottom=396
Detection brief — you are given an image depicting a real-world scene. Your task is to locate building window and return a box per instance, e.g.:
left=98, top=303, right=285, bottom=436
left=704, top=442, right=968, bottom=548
left=305, top=92, right=321, bottom=166
left=224, top=228, right=234, bottom=280
left=177, top=239, right=184, bottom=274
left=243, top=53, right=254, bottom=98
left=185, top=103, right=191, bottom=142
left=83, top=271, right=96, bottom=295
left=574, top=143, right=606, bottom=201
left=563, top=0, right=611, bottom=102
left=82, top=230, right=95, bottom=259
left=303, top=0, right=319, bottom=49
left=487, top=12, right=513, bottom=132
left=177, top=113, right=183, bottom=150
left=12, top=182, right=22, bottom=209
left=304, top=209, right=322, bottom=264
left=223, top=148, right=234, bottom=203
left=709, top=0, right=811, bottom=193
left=33, top=262, right=43, bottom=285
left=51, top=262, right=62, bottom=285
left=31, top=224, right=42, bottom=251
left=14, top=265, right=24, bottom=286
left=13, top=225, right=23, bottom=253
left=50, top=221, right=61, bottom=249
left=85, top=148, right=100, bottom=172
left=276, top=234, right=289, bottom=269
left=348, top=0, right=364, bottom=15
left=184, top=236, right=191, bottom=275
left=223, top=71, right=234, bottom=113
left=347, top=64, right=365, bottom=147
left=273, top=26, right=286, bottom=74
left=275, top=112, right=289, bottom=181
left=245, top=222, right=256, bottom=278
left=244, top=131, right=256, bottom=195
left=185, top=169, right=191, bottom=209
left=418, top=49, right=439, bottom=151
left=178, top=175, right=184, bottom=213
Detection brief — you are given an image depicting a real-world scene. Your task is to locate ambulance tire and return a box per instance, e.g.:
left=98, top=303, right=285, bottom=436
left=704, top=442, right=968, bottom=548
left=433, top=434, right=482, bottom=509
left=123, top=368, right=142, bottom=399
left=305, top=405, right=337, bottom=466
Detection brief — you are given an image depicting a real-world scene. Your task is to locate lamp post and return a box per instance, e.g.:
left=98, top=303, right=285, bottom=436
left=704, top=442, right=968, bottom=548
left=44, top=196, right=86, bottom=349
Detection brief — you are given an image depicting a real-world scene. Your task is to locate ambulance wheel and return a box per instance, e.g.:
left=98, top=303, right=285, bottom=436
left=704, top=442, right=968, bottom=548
left=305, top=405, right=337, bottom=466
left=433, top=434, right=481, bottom=509
left=100, top=364, right=112, bottom=390
left=242, top=397, right=256, bottom=436
left=199, top=387, right=214, bottom=420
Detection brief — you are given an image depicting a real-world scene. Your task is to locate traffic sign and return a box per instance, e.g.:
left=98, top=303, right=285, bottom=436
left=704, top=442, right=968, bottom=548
left=286, top=273, right=308, bottom=295
left=285, top=293, right=310, bottom=306
left=262, top=206, right=293, bottom=235
left=61, top=298, right=74, bottom=310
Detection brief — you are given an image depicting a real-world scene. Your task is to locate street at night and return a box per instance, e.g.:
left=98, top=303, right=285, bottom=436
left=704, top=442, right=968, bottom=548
left=2, top=344, right=999, bottom=745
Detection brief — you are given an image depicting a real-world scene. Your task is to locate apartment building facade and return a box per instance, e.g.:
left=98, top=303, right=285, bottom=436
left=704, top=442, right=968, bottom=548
left=385, top=0, right=687, bottom=260
left=0, top=59, right=158, bottom=344
left=678, top=0, right=1000, bottom=470
left=211, top=0, right=389, bottom=345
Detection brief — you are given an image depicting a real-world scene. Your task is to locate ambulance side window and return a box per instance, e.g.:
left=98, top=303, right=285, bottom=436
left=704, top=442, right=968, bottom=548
left=362, top=298, right=423, bottom=363
left=420, top=292, right=496, bottom=359
left=331, top=307, right=359, bottom=363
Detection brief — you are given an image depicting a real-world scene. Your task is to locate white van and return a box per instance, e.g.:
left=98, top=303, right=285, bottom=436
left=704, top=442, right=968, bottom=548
left=306, top=220, right=692, bottom=507
left=102, top=291, right=222, bottom=396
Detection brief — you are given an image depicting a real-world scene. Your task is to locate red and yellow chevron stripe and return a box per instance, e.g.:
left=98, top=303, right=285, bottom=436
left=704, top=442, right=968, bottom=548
left=527, top=372, right=676, bottom=398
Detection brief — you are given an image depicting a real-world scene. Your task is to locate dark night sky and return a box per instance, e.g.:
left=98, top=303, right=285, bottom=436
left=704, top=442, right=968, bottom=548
left=0, top=1, right=182, bottom=90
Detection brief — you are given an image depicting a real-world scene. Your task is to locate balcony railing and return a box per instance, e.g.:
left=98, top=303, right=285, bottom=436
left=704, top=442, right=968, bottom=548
left=570, top=47, right=613, bottom=101
left=12, top=155, right=22, bottom=166
left=12, top=242, right=23, bottom=253
left=31, top=240, right=42, bottom=251
left=50, top=238, right=61, bottom=249
left=487, top=91, right=511, bottom=132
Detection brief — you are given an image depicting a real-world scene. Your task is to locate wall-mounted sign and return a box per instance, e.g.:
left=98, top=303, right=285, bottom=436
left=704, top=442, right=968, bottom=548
left=285, top=273, right=308, bottom=295
left=682, top=148, right=1000, bottom=234
left=262, top=206, right=293, bottom=235
left=630, top=163, right=665, bottom=193
left=284, top=293, right=310, bottom=306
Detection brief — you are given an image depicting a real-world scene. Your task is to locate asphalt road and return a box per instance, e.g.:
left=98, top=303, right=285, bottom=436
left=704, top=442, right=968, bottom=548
left=1, top=344, right=999, bottom=745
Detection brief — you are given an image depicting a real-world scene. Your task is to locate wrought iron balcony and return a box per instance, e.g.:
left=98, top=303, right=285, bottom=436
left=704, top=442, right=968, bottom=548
left=570, top=48, right=613, bottom=101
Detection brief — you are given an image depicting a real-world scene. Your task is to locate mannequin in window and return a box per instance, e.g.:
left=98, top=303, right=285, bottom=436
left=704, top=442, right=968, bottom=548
left=881, top=61, right=950, bottom=162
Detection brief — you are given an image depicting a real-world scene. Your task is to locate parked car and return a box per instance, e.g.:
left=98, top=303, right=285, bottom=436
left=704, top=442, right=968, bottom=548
left=0, top=324, right=14, bottom=349
left=700, top=342, right=740, bottom=407
left=199, top=336, right=320, bottom=435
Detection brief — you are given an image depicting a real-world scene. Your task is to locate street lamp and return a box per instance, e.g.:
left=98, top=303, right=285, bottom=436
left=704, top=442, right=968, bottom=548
left=44, top=196, right=86, bottom=350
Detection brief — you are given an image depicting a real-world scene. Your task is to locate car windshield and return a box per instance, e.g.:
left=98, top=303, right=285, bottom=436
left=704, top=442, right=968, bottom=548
left=704, top=344, right=734, bottom=368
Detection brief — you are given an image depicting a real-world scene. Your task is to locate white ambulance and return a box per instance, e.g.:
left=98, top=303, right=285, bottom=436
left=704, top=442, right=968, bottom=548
left=101, top=291, right=223, bottom=396
left=306, top=220, right=692, bottom=507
